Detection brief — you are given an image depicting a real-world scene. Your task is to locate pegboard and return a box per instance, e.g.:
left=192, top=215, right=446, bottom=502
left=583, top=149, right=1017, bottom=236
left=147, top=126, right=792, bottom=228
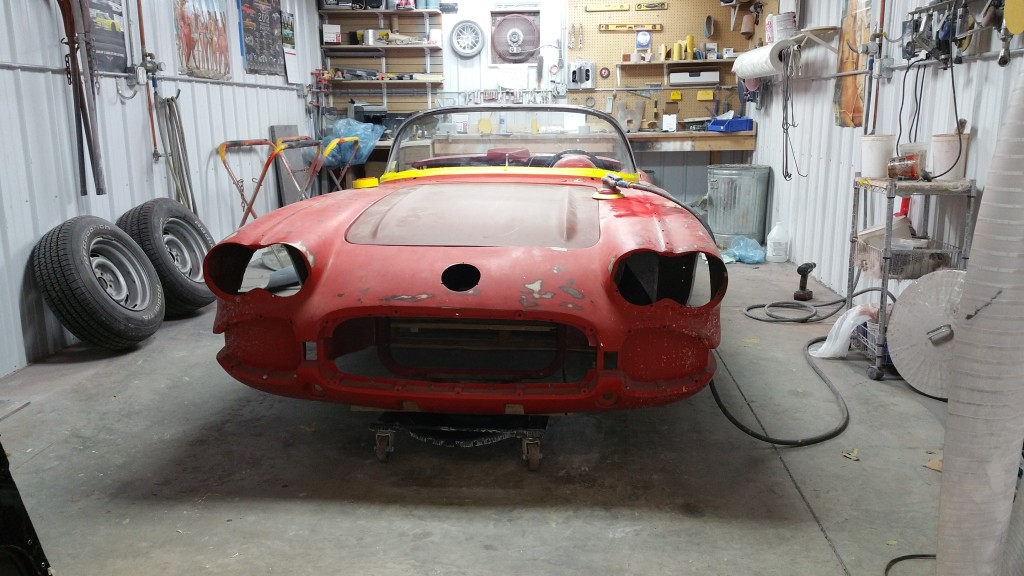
left=565, top=0, right=778, bottom=121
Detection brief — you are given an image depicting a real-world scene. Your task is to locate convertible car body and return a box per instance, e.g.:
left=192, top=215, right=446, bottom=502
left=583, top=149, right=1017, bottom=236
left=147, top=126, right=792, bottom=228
left=204, top=106, right=727, bottom=415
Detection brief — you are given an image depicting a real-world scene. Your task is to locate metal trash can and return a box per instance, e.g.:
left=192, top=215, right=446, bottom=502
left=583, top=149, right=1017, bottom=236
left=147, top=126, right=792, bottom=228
left=706, top=164, right=771, bottom=249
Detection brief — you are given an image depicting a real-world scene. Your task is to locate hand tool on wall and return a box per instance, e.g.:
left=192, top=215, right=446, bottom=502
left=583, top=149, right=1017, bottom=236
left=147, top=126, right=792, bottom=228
left=56, top=0, right=108, bottom=196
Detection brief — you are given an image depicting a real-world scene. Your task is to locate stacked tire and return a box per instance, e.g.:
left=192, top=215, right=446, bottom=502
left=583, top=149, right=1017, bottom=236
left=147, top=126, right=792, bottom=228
left=32, top=199, right=215, bottom=350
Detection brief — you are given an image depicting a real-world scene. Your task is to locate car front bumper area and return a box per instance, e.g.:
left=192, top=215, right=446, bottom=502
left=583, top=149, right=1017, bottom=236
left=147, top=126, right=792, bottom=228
left=215, top=311, right=717, bottom=414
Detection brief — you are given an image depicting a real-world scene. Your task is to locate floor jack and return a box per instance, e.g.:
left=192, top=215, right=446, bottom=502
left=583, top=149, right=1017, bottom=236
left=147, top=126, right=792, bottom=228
left=371, top=413, right=549, bottom=471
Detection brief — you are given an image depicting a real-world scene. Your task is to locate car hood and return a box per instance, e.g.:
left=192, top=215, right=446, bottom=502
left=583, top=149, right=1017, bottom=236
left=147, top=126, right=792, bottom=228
left=345, top=182, right=599, bottom=249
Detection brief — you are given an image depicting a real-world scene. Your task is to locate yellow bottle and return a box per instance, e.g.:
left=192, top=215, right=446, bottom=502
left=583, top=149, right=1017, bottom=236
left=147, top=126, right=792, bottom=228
left=478, top=117, right=492, bottom=135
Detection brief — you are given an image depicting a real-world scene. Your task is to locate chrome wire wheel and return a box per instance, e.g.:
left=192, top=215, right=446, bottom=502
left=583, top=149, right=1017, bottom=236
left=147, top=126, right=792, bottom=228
left=451, top=20, right=484, bottom=58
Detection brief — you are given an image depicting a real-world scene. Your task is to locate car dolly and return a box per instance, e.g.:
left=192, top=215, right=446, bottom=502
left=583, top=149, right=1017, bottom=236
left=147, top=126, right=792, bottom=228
left=371, top=413, right=549, bottom=471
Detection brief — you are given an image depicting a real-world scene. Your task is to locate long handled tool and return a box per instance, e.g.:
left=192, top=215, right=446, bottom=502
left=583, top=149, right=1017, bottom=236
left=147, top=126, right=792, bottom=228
left=56, top=0, right=107, bottom=195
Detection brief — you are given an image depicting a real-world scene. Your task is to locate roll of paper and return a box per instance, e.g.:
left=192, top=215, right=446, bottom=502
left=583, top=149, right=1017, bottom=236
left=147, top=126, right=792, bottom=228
left=731, top=41, right=789, bottom=79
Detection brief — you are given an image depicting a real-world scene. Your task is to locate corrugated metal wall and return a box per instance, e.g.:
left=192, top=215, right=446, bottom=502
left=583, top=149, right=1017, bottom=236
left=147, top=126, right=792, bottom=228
left=750, top=0, right=1022, bottom=298
left=0, top=0, right=321, bottom=378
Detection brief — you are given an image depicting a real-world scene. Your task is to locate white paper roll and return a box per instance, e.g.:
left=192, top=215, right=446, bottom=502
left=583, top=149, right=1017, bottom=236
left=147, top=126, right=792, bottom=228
left=731, top=42, right=789, bottom=79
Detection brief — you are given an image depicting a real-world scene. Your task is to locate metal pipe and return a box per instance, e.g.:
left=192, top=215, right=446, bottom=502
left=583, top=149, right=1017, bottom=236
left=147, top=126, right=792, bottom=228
left=0, top=62, right=65, bottom=74
left=891, top=47, right=1024, bottom=69
left=790, top=69, right=871, bottom=82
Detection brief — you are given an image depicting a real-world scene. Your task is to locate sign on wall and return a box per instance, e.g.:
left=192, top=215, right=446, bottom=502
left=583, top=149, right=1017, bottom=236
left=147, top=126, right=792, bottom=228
left=91, top=0, right=128, bottom=73
left=238, top=0, right=285, bottom=76
left=174, top=0, right=231, bottom=80
left=834, top=0, right=871, bottom=127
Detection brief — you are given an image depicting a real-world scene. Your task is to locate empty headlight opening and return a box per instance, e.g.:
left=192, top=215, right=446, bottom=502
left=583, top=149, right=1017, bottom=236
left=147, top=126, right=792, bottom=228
left=614, top=251, right=727, bottom=307
left=206, top=243, right=309, bottom=296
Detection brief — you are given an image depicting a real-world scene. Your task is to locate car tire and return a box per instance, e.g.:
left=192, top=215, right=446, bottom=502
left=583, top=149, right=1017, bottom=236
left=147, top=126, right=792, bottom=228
left=116, top=198, right=215, bottom=316
left=32, top=216, right=165, bottom=349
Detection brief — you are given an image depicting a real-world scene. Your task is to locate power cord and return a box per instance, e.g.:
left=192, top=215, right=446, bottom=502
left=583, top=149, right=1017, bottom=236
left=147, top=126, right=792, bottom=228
left=928, top=63, right=963, bottom=180
left=714, top=286, right=897, bottom=447
left=884, top=553, right=935, bottom=574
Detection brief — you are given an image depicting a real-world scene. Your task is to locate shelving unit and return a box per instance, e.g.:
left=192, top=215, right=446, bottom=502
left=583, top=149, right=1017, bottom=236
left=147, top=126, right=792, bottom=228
left=319, top=8, right=443, bottom=112
left=846, top=176, right=977, bottom=380
left=614, top=59, right=734, bottom=88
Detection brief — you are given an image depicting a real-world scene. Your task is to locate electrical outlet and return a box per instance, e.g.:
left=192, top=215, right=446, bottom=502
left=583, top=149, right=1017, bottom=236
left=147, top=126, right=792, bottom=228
left=902, top=17, right=920, bottom=60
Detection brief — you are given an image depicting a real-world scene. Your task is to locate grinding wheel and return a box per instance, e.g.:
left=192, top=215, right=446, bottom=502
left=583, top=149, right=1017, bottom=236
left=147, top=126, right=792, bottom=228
left=886, top=269, right=965, bottom=400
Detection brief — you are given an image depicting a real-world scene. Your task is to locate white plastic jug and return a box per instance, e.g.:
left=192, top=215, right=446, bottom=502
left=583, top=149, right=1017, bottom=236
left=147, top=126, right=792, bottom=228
left=766, top=222, right=790, bottom=263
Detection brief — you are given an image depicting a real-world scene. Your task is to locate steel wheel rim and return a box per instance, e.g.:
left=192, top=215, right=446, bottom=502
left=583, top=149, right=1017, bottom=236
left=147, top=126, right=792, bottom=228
left=163, top=217, right=207, bottom=282
left=91, top=237, right=152, bottom=310
left=453, top=22, right=483, bottom=56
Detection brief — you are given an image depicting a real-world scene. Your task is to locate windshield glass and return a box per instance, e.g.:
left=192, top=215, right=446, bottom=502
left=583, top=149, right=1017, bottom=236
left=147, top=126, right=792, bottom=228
left=385, top=106, right=636, bottom=175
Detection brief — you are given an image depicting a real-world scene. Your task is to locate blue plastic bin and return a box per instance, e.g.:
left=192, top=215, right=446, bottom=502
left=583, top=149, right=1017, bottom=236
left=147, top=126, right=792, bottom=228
left=708, top=117, right=754, bottom=133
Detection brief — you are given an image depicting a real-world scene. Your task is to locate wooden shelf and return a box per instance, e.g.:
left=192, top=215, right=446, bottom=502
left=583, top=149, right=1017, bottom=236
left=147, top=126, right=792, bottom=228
left=319, top=8, right=440, bottom=16
left=331, top=79, right=443, bottom=86
left=617, top=59, right=733, bottom=68
left=322, top=43, right=441, bottom=53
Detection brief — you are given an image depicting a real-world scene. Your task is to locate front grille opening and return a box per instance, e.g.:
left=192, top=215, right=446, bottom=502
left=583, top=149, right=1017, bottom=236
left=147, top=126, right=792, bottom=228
left=330, top=318, right=596, bottom=383
left=615, top=251, right=726, bottom=307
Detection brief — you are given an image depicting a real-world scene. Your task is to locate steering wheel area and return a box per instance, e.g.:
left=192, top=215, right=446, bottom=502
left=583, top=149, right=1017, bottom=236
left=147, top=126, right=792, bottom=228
left=548, top=149, right=604, bottom=168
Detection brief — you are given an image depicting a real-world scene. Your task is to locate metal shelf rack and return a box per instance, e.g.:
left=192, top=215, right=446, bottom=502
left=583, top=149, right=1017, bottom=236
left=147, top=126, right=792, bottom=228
left=846, top=176, right=977, bottom=380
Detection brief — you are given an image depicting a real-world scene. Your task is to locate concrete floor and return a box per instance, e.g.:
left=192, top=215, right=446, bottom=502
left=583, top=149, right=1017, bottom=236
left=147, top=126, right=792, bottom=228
left=0, top=262, right=945, bottom=575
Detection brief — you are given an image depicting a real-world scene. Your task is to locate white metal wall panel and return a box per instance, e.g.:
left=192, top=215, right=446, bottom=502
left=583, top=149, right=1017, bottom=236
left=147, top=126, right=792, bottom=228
left=750, top=0, right=1023, bottom=298
left=0, top=0, right=321, bottom=378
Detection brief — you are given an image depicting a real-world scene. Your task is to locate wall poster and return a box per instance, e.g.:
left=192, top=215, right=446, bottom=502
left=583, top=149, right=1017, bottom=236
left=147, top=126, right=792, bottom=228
left=834, top=0, right=872, bottom=127
left=238, top=0, right=285, bottom=76
left=90, top=0, right=128, bottom=73
left=174, top=0, right=231, bottom=80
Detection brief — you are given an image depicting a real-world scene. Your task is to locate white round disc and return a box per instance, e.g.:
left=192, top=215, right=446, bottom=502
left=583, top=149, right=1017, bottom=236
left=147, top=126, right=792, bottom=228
left=886, top=269, right=965, bottom=400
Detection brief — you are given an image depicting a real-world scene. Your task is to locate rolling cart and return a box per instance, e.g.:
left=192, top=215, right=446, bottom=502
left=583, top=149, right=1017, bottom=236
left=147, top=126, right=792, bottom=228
left=846, top=175, right=976, bottom=380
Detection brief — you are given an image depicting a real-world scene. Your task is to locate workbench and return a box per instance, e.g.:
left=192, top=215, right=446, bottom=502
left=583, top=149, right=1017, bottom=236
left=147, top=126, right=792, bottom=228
left=338, top=127, right=757, bottom=196
left=626, top=128, right=757, bottom=153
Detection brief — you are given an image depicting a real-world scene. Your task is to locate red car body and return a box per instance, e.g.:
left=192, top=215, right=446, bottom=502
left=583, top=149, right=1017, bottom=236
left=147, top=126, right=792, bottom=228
left=205, top=106, right=727, bottom=415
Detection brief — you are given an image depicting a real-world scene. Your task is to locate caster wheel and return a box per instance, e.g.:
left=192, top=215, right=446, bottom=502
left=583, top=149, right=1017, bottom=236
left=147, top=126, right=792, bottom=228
left=524, top=441, right=541, bottom=471
left=867, top=366, right=884, bottom=381
left=375, top=433, right=392, bottom=463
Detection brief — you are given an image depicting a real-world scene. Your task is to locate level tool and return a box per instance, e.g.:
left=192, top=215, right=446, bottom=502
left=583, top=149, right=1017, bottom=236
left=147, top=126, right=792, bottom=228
left=636, top=2, right=668, bottom=10
left=1007, top=0, right=1024, bottom=35
left=598, top=23, right=664, bottom=31
left=585, top=2, right=630, bottom=11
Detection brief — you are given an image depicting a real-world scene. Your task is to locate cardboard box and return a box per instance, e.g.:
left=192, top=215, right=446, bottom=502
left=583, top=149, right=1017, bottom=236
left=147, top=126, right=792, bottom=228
left=323, top=24, right=341, bottom=44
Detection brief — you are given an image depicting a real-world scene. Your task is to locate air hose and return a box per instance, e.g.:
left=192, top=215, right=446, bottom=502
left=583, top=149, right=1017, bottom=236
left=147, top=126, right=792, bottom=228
left=715, top=285, right=897, bottom=447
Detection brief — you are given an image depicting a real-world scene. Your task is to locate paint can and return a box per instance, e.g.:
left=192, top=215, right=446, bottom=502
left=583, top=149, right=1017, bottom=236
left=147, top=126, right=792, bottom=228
left=861, top=134, right=895, bottom=179
left=931, top=132, right=970, bottom=180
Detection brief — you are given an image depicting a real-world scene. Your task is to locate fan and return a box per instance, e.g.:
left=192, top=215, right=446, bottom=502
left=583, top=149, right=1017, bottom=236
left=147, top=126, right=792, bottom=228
left=491, top=12, right=540, bottom=64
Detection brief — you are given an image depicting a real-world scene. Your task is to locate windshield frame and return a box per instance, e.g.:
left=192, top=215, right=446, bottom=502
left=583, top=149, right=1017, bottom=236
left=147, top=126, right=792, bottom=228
left=382, top=105, right=639, bottom=178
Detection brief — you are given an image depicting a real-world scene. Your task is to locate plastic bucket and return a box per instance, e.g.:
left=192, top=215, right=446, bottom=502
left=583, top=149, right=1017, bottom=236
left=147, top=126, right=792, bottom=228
left=707, top=164, right=771, bottom=248
left=861, top=134, right=895, bottom=179
left=932, top=132, right=969, bottom=180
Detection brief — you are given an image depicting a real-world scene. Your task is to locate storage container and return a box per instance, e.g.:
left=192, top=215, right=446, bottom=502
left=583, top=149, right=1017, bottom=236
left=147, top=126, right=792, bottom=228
left=706, top=164, right=771, bottom=249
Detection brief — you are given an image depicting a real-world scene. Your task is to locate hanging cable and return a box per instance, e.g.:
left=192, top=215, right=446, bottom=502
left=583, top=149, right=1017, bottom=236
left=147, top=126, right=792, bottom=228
left=896, top=57, right=926, bottom=150
left=928, top=63, right=963, bottom=180
left=781, top=47, right=808, bottom=181
left=911, top=63, right=927, bottom=142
